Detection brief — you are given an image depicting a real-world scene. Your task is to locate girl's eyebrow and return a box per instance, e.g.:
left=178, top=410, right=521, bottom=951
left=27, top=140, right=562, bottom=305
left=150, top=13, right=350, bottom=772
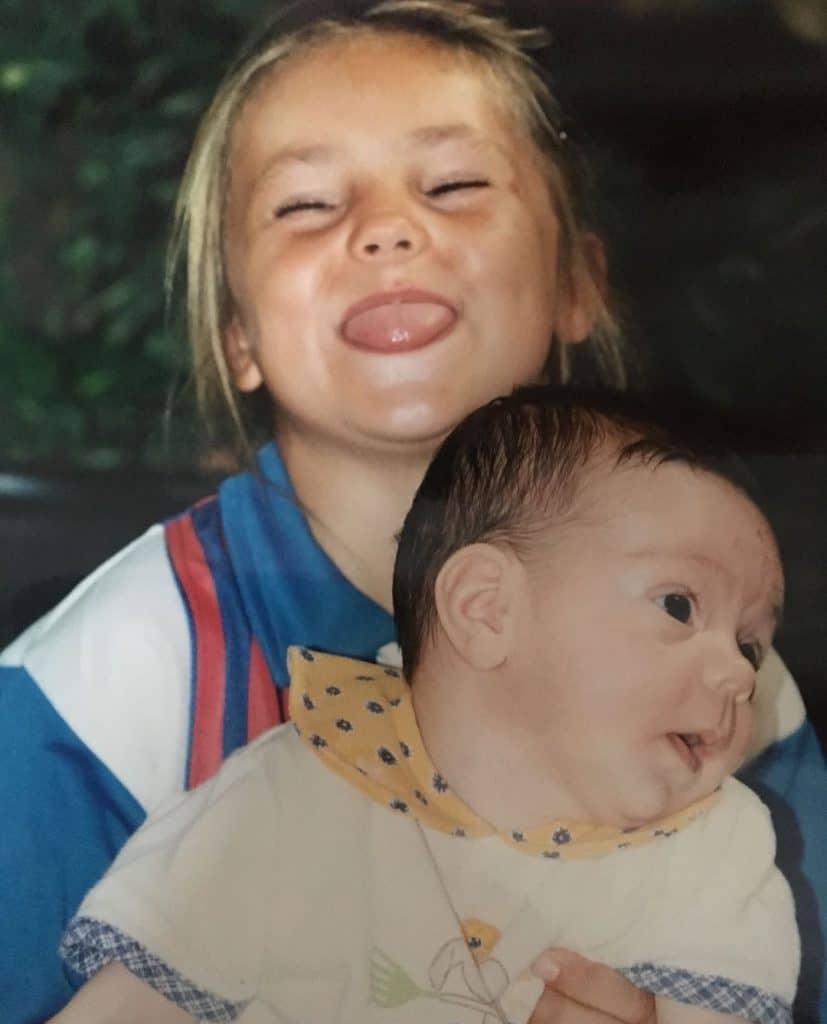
left=248, top=144, right=338, bottom=196
left=406, top=124, right=509, bottom=161
left=406, top=122, right=477, bottom=146
left=262, top=143, right=339, bottom=171
left=250, top=125, right=499, bottom=194
left=266, top=124, right=488, bottom=171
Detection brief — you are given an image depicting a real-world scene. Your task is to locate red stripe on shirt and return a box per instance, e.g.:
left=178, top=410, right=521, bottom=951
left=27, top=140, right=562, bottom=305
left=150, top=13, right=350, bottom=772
left=247, top=636, right=283, bottom=741
left=165, top=514, right=227, bottom=789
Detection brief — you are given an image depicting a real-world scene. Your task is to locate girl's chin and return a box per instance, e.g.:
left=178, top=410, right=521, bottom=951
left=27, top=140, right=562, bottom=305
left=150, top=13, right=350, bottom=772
left=351, top=419, right=457, bottom=456
left=342, top=398, right=476, bottom=447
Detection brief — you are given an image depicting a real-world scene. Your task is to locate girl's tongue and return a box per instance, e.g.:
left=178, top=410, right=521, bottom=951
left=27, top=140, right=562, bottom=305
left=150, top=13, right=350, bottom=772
left=342, top=301, right=456, bottom=352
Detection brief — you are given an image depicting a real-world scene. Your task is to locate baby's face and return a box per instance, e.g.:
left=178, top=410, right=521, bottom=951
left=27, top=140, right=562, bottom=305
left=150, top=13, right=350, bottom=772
left=508, top=457, right=783, bottom=828
left=222, top=31, right=583, bottom=453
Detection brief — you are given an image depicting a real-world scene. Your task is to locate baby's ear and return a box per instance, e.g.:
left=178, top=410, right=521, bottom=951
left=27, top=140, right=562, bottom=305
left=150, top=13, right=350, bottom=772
left=434, top=543, right=522, bottom=671
left=223, top=316, right=263, bottom=392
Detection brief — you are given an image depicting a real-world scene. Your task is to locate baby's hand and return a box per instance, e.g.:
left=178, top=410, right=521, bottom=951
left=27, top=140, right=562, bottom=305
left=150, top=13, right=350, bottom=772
left=528, top=948, right=656, bottom=1024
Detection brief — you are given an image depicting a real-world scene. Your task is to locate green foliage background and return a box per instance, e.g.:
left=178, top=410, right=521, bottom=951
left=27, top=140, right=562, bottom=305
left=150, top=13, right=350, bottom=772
left=0, top=0, right=269, bottom=469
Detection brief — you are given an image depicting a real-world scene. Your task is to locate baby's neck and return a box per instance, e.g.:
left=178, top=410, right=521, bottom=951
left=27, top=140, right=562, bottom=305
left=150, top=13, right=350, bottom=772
left=411, top=659, right=591, bottom=832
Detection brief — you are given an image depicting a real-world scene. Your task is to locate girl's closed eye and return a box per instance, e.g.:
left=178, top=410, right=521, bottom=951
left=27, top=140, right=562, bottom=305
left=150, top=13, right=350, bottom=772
left=654, top=591, right=694, bottom=624
left=426, top=177, right=490, bottom=199
left=274, top=197, right=336, bottom=218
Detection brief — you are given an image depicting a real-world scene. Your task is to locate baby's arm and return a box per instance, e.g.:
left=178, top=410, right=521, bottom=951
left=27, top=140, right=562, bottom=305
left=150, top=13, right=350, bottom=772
left=48, top=963, right=197, bottom=1024
left=626, top=780, right=798, bottom=1024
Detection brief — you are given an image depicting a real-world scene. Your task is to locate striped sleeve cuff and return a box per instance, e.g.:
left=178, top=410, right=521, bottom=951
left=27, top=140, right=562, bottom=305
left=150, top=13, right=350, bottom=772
left=60, top=916, right=248, bottom=1023
left=620, top=963, right=792, bottom=1024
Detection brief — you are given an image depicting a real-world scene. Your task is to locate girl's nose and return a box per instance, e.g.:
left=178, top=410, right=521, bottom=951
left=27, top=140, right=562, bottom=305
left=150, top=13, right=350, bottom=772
left=349, top=211, right=428, bottom=263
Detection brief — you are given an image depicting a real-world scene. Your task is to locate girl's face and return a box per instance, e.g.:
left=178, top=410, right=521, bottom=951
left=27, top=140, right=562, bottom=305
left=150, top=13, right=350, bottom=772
left=224, top=32, right=594, bottom=455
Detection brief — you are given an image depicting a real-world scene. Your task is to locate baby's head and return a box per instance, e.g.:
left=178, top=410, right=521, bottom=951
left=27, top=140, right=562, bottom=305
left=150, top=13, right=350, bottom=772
left=170, top=0, right=626, bottom=453
left=394, top=388, right=784, bottom=828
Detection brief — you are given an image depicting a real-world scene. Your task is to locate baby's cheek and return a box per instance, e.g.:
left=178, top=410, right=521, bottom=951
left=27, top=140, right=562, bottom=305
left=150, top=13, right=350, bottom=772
left=729, top=711, right=754, bottom=769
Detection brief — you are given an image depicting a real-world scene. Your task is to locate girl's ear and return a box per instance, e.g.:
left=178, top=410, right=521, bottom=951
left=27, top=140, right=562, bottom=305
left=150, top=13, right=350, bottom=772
left=555, top=232, right=607, bottom=346
left=224, top=316, right=264, bottom=392
left=434, top=543, right=523, bottom=671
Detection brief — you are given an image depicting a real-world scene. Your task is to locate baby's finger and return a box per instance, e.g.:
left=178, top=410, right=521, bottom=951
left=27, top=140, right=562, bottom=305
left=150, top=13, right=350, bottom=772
left=528, top=986, right=624, bottom=1024
left=532, top=949, right=656, bottom=1024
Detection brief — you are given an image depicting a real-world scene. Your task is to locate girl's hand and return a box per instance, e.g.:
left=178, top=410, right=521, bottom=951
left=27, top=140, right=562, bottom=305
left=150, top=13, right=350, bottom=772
left=528, top=949, right=657, bottom=1024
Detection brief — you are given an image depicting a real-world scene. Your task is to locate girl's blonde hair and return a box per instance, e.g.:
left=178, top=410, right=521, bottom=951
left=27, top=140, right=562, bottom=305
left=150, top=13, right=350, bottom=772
left=168, top=0, right=628, bottom=451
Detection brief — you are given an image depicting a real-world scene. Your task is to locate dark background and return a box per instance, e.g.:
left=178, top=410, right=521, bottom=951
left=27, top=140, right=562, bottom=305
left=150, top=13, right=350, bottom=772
left=1, top=0, right=825, bottom=719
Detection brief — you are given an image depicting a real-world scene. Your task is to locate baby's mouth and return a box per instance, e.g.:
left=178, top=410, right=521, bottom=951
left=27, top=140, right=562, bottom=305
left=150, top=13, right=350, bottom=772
left=668, top=732, right=703, bottom=772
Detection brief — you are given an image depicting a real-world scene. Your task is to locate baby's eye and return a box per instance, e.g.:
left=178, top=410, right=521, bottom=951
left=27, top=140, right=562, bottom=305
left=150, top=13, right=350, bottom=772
left=655, top=592, right=693, bottom=624
left=426, top=178, right=489, bottom=198
left=274, top=199, right=334, bottom=218
left=738, top=641, right=762, bottom=671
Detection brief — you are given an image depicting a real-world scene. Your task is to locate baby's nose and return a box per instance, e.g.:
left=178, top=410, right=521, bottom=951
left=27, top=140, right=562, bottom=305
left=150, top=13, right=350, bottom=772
left=700, top=633, right=755, bottom=698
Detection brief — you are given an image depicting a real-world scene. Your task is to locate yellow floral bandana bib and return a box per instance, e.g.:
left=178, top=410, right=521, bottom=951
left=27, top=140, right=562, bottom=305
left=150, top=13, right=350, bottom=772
left=288, top=647, right=719, bottom=860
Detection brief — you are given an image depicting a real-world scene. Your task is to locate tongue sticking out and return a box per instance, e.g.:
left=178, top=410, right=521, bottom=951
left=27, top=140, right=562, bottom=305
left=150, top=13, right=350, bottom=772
left=342, top=302, right=456, bottom=351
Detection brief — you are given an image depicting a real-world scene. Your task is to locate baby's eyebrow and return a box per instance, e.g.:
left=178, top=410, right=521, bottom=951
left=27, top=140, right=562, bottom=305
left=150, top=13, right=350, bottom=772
left=627, top=548, right=734, bottom=581
left=629, top=547, right=785, bottom=629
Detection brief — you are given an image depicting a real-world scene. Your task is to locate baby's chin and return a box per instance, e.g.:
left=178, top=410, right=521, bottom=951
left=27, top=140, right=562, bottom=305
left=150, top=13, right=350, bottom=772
left=602, top=777, right=723, bottom=831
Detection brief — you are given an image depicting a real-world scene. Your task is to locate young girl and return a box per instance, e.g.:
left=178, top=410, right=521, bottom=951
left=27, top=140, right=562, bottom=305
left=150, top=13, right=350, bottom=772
left=0, top=2, right=821, bottom=1022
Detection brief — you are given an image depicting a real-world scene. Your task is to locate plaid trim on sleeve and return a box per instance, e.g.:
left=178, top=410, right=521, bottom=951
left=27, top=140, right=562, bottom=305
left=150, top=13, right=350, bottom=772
left=60, top=916, right=248, bottom=1022
left=619, top=963, right=792, bottom=1024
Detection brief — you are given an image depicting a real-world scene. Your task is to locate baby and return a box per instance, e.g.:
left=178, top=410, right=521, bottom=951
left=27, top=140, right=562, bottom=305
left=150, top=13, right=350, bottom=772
left=54, top=388, right=798, bottom=1024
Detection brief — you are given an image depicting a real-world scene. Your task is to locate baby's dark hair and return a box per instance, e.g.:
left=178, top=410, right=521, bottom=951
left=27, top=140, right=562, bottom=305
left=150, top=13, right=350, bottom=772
left=393, top=386, right=758, bottom=678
